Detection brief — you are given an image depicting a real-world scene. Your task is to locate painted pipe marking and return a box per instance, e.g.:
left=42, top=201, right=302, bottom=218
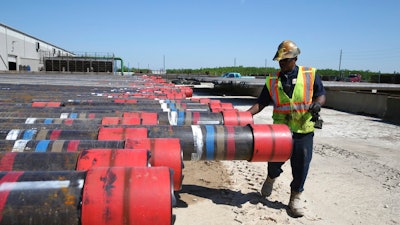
left=60, top=113, right=69, bottom=119
left=22, top=129, right=37, bottom=140
left=191, top=125, right=203, bottom=160
left=6, top=130, right=20, bottom=140
left=25, top=118, right=37, bottom=124
left=12, top=140, right=29, bottom=152
left=44, top=118, right=53, bottom=124
left=35, top=140, right=50, bottom=152
left=177, top=111, right=185, bottom=126
left=205, top=125, right=215, bottom=160
left=168, top=111, right=178, bottom=126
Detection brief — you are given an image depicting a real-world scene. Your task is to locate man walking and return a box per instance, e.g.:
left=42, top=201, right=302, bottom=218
left=247, top=40, right=326, bottom=217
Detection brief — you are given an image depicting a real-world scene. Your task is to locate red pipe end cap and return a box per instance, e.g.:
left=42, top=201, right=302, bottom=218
left=81, top=167, right=173, bottom=225
left=250, top=124, right=292, bottom=162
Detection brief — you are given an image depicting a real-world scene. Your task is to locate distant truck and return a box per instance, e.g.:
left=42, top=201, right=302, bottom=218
left=221, top=72, right=255, bottom=79
left=347, top=74, right=362, bottom=82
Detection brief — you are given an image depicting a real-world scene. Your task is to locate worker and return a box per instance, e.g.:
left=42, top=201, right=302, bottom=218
left=246, top=40, right=326, bottom=217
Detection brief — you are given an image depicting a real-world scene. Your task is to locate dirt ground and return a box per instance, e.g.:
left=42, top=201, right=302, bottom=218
left=174, top=97, right=400, bottom=225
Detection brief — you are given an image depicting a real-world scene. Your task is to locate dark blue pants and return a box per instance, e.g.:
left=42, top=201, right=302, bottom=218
left=267, top=132, right=314, bottom=192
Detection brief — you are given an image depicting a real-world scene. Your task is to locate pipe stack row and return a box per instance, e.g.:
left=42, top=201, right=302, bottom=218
left=0, top=74, right=293, bottom=225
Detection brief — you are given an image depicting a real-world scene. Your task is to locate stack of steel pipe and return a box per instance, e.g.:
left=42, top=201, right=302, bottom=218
left=0, top=74, right=293, bottom=225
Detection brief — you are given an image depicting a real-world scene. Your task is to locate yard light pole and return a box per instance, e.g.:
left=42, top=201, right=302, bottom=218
left=338, top=49, right=342, bottom=80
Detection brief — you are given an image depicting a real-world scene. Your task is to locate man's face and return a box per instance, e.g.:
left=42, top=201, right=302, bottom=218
left=279, top=57, right=297, bottom=73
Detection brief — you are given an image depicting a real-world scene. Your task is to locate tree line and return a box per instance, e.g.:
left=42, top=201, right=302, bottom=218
left=166, top=66, right=400, bottom=83
left=120, top=66, right=399, bottom=83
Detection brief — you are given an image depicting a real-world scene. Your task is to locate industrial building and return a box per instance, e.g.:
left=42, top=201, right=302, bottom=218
left=0, top=23, right=121, bottom=73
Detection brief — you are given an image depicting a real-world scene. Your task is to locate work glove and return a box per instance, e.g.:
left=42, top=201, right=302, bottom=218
left=309, top=102, right=321, bottom=122
left=309, top=102, right=321, bottom=114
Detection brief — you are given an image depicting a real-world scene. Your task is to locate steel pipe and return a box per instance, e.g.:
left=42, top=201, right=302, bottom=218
left=0, top=170, right=85, bottom=225
left=0, top=112, right=121, bottom=119
left=0, top=110, right=252, bottom=127
left=0, top=140, right=125, bottom=152
left=0, top=103, right=211, bottom=113
left=0, top=118, right=100, bottom=125
left=0, top=129, right=101, bottom=140
left=0, top=167, right=174, bottom=225
left=0, top=124, right=292, bottom=162
left=0, top=139, right=183, bottom=191
left=98, top=124, right=292, bottom=162
left=62, top=98, right=209, bottom=106
left=0, top=149, right=150, bottom=171
left=125, top=138, right=183, bottom=190
left=81, top=167, right=174, bottom=225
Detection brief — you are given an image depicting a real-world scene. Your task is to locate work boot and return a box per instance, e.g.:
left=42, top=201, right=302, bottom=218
left=260, top=176, right=275, bottom=197
left=288, top=191, right=305, bottom=217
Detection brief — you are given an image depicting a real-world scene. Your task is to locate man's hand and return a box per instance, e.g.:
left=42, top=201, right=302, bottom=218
left=309, top=102, right=321, bottom=123
left=309, top=100, right=324, bottom=129
left=309, top=102, right=321, bottom=114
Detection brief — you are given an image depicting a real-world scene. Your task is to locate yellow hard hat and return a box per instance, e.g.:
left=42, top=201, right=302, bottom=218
left=273, top=40, right=301, bottom=61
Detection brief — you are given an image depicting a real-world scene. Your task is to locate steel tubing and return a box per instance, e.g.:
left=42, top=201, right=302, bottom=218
left=125, top=138, right=183, bottom=190
left=0, top=124, right=292, bottom=162
left=0, top=139, right=183, bottom=190
left=0, top=123, right=101, bottom=131
left=0, top=118, right=101, bottom=124
left=0, top=167, right=174, bottom=225
left=0, top=110, right=252, bottom=127
left=9, top=100, right=214, bottom=109
left=0, top=170, right=85, bottom=225
left=60, top=98, right=207, bottom=106
left=77, top=146, right=182, bottom=191
left=0, top=112, right=122, bottom=119
left=81, top=167, right=174, bottom=225
left=122, top=110, right=252, bottom=125
left=98, top=124, right=293, bottom=162
left=0, top=103, right=211, bottom=114
left=0, top=111, right=253, bottom=130
left=0, top=140, right=125, bottom=152
left=0, top=152, right=79, bottom=171
left=0, top=129, right=101, bottom=140
left=0, top=149, right=150, bottom=171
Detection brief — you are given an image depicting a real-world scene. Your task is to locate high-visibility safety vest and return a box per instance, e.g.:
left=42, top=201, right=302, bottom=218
left=266, top=66, right=316, bottom=133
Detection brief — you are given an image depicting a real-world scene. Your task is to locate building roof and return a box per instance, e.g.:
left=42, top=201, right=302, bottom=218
left=0, top=23, right=75, bottom=55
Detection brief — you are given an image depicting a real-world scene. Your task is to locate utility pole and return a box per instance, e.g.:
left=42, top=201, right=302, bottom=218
left=163, top=55, right=167, bottom=80
left=338, top=49, right=342, bottom=80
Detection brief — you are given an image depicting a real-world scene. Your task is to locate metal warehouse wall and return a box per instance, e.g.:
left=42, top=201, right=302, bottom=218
left=0, top=23, right=74, bottom=72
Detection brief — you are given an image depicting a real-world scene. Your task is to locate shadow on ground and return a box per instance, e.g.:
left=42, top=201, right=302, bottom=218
left=175, top=184, right=287, bottom=210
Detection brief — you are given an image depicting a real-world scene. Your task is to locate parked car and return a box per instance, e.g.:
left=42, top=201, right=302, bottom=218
left=222, top=72, right=241, bottom=78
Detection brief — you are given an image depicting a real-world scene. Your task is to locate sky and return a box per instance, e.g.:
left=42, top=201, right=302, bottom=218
left=1, top=0, right=399, bottom=73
